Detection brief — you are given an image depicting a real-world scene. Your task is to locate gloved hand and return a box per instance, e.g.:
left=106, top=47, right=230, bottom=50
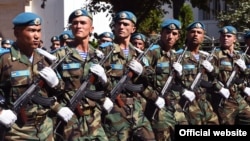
left=219, top=87, right=230, bottom=99
left=155, top=97, right=165, bottom=109
left=0, top=109, right=17, bottom=128
left=57, top=107, right=74, bottom=122
left=244, top=87, right=250, bottom=96
left=103, top=97, right=114, bottom=113
left=95, top=49, right=104, bottom=59
left=128, top=59, right=143, bottom=75
left=201, top=60, right=214, bottom=72
left=235, top=59, right=247, bottom=71
left=182, top=89, right=196, bottom=102
left=173, top=62, right=182, bottom=76
left=90, top=64, right=107, bottom=83
left=39, top=67, right=59, bottom=88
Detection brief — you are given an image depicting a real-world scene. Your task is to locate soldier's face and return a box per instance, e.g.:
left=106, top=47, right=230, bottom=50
left=132, top=39, right=145, bottom=50
left=15, top=25, right=42, bottom=49
left=220, top=33, right=236, bottom=49
left=160, top=29, right=179, bottom=49
left=70, top=16, right=94, bottom=39
left=114, top=19, right=136, bottom=39
left=186, top=28, right=204, bottom=45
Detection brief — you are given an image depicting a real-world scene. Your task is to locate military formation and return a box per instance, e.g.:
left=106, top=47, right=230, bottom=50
left=0, top=8, right=250, bottom=141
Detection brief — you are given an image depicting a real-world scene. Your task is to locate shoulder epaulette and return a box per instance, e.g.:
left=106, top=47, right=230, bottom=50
left=149, top=44, right=160, bottom=50
left=0, top=48, right=10, bottom=56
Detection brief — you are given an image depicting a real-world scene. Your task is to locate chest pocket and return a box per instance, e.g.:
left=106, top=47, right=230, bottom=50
left=183, top=64, right=198, bottom=75
left=156, top=62, right=170, bottom=74
left=11, top=70, right=30, bottom=86
left=219, top=58, right=233, bottom=72
left=61, top=62, right=83, bottom=78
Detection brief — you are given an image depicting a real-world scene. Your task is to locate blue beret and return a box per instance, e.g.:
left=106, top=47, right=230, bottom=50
left=68, top=9, right=93, bottom=23
left=59, top=30, right=74, bottom=40
left=186, top=22, right=205, bottom=31
left=244, top=30, right=250, bottom=39
left=99, top=32, right=114, bottom=40
left=219, top=26, right=237, bottom=35
left=131, top=33, right=146, bottom=42
left=12, top=12, right=42, bottom=26
left=161, top=19, right=181, bottom=30
left=2, top=39, right=14, bottom=45
left=114, top=11, right=137, bottom=24
left=51, top=36, right=60, bottom=42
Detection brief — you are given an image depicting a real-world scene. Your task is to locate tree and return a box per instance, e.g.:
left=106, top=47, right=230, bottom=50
left=217, top=0, right=250, bottom=31
left=86, top=0, right=211, bottom=34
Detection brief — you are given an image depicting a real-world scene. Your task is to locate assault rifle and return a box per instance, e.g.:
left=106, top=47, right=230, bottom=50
left=152, top=45, right=187, bottom=120
left=67, top=42, right=114, bottom=115
left=109, top=41, right=157, bottom=105
left=13, top=49, right=72, bottom=123
left=190, top=37, right=216, bottom=91
left=0, top=48, right=71, bottom=141
left=226, top=46, right=249, bottom=88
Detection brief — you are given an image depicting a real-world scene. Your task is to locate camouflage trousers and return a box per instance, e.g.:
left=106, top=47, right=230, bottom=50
left=181, top=93, right=219, bottom=125
left=4, top=115, right=54, bottom=141
left=102, top=97, right=155, bottom=141
left=54, top=107, right=108, bottom=141
left=217, top=93, right=250, bottom=125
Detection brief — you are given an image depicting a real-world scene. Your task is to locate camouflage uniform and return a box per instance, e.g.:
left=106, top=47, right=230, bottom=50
left=213, top=48, right=250, bottom=124
left=180, top=50, right=219, bottom=125
left=0, top=46, right=62, bottom=141
left=102, top=43, right=155, bottom=141
left=51, top=45, right=109, bottom=141
left=143, top=42, right=188, bottom=141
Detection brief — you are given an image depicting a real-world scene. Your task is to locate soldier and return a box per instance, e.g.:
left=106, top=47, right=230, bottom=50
left=179, top=21, right=219, bottom=125
left=131, top=33, right=147, bottom=51
left=101, top=11, right=155, bottom=141
left=0, top=12, right=73, bottom=141
left=143, top=19, right=188, bottom=141
left=51, top=9, right=111, bottom=140
left=59, top=30, right=74, bottom=47
left=50, top=36, right=61, bottom=51
left=98, top=31, right=114, bottom=44
left=212, top=26, right=250, bottom=125
left=243, top=30, right=250, bottom=105
left=1, top=39, right=13, bottom=49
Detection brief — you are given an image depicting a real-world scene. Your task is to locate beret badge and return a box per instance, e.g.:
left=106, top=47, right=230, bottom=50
left=34, top=18, right=41, bottom=25
left=63, top=34, right=69, bottom=40
left=169, top=24, right=176, bottom=30
left=75, top=10, right=83, bottom=16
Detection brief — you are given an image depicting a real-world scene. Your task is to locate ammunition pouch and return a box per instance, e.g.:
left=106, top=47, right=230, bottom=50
left=32, top=95, right=57, bottom=107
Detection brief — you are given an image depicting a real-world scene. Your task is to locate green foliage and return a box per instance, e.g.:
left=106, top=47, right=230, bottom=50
left=178, top=3, right=194, bottom=47
left=217, top=0, right=250, bottom=31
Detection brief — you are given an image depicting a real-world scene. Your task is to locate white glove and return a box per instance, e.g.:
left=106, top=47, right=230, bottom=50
left=90, top=64, right=107, bottom=83
left=219, top=87, right=230, bottom=99
left=235, top=59, right=247, bottom=71
left=39, top=67, right=59, bottom=88
left=173, top=62, right=182, bottom=76
left=182, top=89, right=196, bottom=102
left=57, top=107, right=74, bottom=122
left=103, top=97, right=114, bottom=113
left=244, top=87, right=250, bottom=96
left=155, top=97, right=165, bottom=109
left=128, top=59, right=143, bottom=75
left=0, top=109, right=17, bottom=128
left=201, top=60, right=214, bottom=72
left=95, top=49, right=104, bottom=59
